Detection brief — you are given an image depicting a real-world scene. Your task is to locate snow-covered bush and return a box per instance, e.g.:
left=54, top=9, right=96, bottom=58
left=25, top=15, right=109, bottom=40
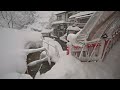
left=0, top=27, right=43, bottom=79
left=43, top=37, right=64, bottom=63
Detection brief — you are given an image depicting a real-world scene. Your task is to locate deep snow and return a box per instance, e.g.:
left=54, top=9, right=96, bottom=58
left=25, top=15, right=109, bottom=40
left=0, top=28, right=43, bottom=79
left=35, top=39, right=120, bottom=79
left=1, top=27, right=120, bottom=79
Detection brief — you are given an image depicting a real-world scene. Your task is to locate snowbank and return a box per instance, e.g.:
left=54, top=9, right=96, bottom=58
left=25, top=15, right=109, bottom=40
left=35, top=55, right=114, bottom=79
left=35, top=40, right=120, bottom=79
left=0, top=72, right=32, bottom=79
left=36, top=41, right=120, bottom=79
left=0, top=28, right=43, bottom=78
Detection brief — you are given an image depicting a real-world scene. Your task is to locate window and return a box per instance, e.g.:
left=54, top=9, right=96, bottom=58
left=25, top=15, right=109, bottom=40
left=57, top=25, right=60, bottom=29
left=80, top=17, right=90, bottom=23
left=57, top=15, right=62, bottom=21
left=61, top=25, right=64, bottom=29
left=68, top=13, right=73, bottom=18
left=59, top=32, right=63, bottom=37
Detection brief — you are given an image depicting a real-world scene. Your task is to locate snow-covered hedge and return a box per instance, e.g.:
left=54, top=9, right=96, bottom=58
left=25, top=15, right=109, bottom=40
left=0, top=28, right=43, bottom=79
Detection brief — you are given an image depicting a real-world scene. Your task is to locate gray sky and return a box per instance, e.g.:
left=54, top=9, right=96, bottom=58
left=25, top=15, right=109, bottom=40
left=37, top=11, right=64, bottom=22
left=36, top=11, right=54, bottom=22
left=38, top=11, right=54, bottom=17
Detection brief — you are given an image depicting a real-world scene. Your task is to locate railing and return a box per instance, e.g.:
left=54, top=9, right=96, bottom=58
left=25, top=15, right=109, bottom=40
left=69, top=28, right=120, bottom=62
left=26, top=40, right=60, bottom=67
left=68, top=11, right=120, bottom=62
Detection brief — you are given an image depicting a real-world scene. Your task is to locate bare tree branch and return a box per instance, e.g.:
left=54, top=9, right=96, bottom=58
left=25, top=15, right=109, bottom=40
left=8, top=12, right=14, bottom=28
left=1, top=11, right=5, bottom=19
left=0, top=11, right=35, bottom=29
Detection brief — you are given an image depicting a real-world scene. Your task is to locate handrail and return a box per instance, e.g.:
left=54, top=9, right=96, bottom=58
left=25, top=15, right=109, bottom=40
left=27, top=40, right=60, bottom=67
left=71, top=29, right=120, bottom=62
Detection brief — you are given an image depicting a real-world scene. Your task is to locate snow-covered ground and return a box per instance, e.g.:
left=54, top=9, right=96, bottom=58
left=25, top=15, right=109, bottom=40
left=0, top=72, right=32, bottom=79
left=35, top=55, right=113, bottom=79
left=35, top=39, right=120, bottom=79
left=1, top=27, right=120, bottom=79
left=0, top=28, right=43, bottom=79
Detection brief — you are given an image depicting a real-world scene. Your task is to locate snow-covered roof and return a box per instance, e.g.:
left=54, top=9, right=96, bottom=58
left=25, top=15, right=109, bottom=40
left=69, top=11, right=96, bottom=19
left=41, top=28, right=53, bottom=33
left=54, top=11, right=66, bottom=15
left=67, top=26, right=82, bottom=31
left=76, top=14, right=93, bottom=19
left=52, top=20, right=68, bottom=25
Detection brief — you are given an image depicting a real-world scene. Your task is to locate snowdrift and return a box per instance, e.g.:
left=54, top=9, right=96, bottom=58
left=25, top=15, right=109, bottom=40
left=35, top=40, right=120, bottom=79
left=0, top=28, right=43, bottom=79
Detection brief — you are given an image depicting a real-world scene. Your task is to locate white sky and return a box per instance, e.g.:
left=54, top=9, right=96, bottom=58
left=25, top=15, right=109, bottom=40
left=38, top=11, right=54, bottom=17
left=37, top=11, right=64, bottom=22
left=37, top=11, right=55, bottom=22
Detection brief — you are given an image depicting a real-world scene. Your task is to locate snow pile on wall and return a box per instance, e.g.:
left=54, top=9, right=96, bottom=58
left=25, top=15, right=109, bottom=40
left=67, top=26, right=82, bottom=31
left=0, top=28, right=43, bottom=79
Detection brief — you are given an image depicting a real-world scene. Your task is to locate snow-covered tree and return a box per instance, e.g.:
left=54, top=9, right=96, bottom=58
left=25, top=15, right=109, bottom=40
left=47, top=13, right=57, bottom=29
left=0, top=11, right=36, bottom=29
